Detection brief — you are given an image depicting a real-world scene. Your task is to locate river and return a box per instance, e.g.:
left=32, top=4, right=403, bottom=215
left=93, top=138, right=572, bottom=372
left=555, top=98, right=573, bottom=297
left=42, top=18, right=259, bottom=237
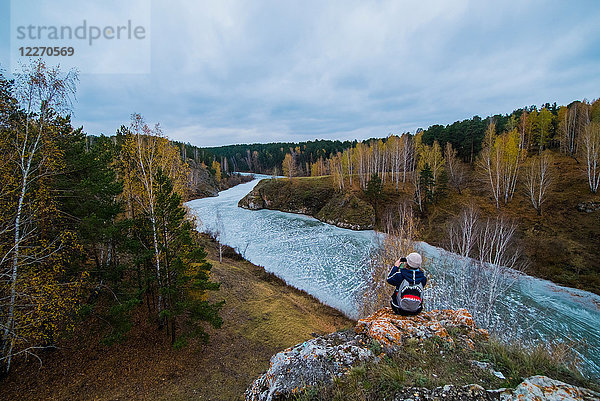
left=186, top=174, right=600, bottom=378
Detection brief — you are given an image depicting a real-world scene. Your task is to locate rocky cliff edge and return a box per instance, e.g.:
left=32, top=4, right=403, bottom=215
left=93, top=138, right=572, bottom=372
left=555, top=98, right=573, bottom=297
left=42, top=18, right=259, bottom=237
left=245, top=308, right=599, bottom=401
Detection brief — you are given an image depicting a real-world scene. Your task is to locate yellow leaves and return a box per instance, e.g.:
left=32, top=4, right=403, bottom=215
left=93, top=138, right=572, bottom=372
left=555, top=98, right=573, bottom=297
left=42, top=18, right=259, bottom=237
left=12, top=263, right=86, bottom=346
left=310, top=157, right=327, bottom=177
left=478, top=124, right=525, bottom=207
left=416, top=140, right=445, bottom=194
left=211, top=160, right=222, bottom=183
left=496, top=129, right=523, bottom=162
left=119, top=118, right=191, bottom=215
left=282, top=153, right=295, bottom=178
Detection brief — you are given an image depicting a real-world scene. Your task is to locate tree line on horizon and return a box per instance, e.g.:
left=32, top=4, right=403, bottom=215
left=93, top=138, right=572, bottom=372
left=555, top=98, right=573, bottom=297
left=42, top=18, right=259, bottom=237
left=178, top=99, right=599, bottom=188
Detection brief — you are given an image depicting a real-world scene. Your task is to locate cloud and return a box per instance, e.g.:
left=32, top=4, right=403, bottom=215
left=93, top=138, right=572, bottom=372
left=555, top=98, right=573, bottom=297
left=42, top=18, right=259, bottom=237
left=3, top=0, right=599, bottom=146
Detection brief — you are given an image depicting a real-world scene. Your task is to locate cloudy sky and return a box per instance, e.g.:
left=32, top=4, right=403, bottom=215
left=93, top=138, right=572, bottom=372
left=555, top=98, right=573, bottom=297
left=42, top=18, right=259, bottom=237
left=1, top=0, right=599, bottom=146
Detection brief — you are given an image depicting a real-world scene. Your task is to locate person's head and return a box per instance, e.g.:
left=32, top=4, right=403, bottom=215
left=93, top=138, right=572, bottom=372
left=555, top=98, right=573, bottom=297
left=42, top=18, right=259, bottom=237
left=406, top=252, right=422, bottom=269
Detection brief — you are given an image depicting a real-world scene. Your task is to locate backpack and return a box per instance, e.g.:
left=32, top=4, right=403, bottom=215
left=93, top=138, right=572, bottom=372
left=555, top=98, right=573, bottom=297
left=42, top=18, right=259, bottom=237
left=396, top=278, right=424, bottom=312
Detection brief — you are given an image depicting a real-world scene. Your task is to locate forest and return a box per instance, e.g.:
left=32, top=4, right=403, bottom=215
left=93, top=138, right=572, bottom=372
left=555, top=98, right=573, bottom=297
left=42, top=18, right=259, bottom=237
left=0, top=61, right=224, bottom=376
left=225, top=97, right=600, bottom=294
left=187, top=101, right=597, bottom=173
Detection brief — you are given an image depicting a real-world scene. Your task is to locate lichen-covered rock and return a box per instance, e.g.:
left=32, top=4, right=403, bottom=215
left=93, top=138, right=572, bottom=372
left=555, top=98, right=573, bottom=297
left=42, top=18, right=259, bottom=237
left=356, top=307, right=488, bottom=349
left=245, top=330, right=376, bottom=401
left=393, top=383, right=499, bottom=400
left=246, top=308, right=492, bottom=401
left=245, top=310, right=597, bottom=401
left=500, top=375, right=600, bottom=401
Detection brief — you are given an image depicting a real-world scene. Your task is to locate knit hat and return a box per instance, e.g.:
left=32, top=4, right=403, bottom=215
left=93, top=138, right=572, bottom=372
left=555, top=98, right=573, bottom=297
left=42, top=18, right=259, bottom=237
left=406, top=252, right=422, bottom=268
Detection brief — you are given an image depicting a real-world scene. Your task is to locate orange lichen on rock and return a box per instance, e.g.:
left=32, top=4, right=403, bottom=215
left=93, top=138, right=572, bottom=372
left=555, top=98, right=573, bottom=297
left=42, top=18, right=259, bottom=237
left=501, top=375, right=600, bottom=401
left=355, top=308, right=488, bottom=348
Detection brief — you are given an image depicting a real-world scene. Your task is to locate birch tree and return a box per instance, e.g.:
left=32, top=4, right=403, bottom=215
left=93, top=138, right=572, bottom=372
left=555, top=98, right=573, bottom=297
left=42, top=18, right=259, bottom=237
left=387, top=135, right=405, bottom=191
left=282, top=152, right=296, bottom=179
left=475, top=215, right=526, bottom=327
left=479, top=123, right=501, bottom=208
left=329, top=152, right=345, bottom=191
left=120, top=114, right=189, bottom=326
left=343, top=148, right=354, bottom=186
left=535, top=108, right=554, bottom=152
left=418, top=140, right=444, bottom=196
left=400, top=134, right=414, bottom=188
left=581, top=122, right=600, bottom=193
left=1, top=61, right=80, bottom=374
left=524, top=152, right=553, bottom=215
left=559, top=101, right=590, bottom=157
left=444, top=142, right=467, bottom=194
left=355, top=142, right=369, bottom=189
left=310, top=157, right=327, bottom=177
left=447, top=204, right=479, bottom=258
left=478, top=124, right=524, bottom=209
left=436, top=208, right=527, bottom=330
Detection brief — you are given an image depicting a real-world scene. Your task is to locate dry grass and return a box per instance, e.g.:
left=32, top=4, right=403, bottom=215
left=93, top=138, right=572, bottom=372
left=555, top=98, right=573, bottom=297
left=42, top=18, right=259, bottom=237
left=292, top=331, right=597, bottom=401
left=420, top=152, right=600, bottom=294
left=0, top=235, right=353, bottom=401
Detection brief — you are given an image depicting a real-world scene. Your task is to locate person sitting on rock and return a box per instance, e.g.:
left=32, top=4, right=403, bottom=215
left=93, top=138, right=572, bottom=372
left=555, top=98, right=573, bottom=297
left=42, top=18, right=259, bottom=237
left=386, top=252, right=427, bottom=315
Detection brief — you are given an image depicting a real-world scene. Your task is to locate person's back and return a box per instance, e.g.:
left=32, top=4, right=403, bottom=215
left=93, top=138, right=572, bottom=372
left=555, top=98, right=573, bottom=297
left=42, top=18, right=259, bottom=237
left=386, top=252, right=427, bottom=315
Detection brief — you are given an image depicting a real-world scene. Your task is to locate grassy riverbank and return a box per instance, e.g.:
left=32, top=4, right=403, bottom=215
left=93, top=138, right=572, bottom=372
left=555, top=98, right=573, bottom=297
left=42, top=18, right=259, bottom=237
left=238, top=176, right=375, bottom=230
left=0, top=235, right=353, bottom=401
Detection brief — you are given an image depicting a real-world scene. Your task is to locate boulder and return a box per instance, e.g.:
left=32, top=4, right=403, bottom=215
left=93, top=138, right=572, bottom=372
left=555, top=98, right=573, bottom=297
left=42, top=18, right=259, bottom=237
left=356, top=307, right=488, bottom=350
left=392, top=383, right=498, bottom=400
left=245, top=330, right=376, bottom=401
left=500, top=375, right=600, bottom=401
left=246, top=308, right=489, bottom=401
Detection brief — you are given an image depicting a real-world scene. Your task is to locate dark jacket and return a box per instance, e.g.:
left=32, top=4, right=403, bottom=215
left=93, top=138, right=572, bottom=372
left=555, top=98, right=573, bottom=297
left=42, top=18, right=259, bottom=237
left=387, top=262, right=427, bottom=312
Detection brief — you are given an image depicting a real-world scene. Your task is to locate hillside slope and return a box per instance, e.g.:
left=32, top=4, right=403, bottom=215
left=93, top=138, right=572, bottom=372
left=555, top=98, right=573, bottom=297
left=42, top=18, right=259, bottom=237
left=237, top=154, right=600, bottom=294
left=0, top=236, right=353, bottom=401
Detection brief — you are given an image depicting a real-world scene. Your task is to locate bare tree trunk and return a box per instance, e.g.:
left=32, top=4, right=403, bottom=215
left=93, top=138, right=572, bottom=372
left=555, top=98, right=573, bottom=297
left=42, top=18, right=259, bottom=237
left=525, top=152, right=553, bottom=215
left=582, top=122, right=600, bottom=193
left=448, top=205, right=478, bottom=257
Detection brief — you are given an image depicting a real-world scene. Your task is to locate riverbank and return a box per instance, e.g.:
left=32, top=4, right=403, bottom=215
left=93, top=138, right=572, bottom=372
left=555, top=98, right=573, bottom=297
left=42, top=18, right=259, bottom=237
left=237, top=154, right=600, bottom=295
left=189, top=163, right=255, bottom=199
left=238, top=176, right=375, bottom=230
left=0, top=235, right=353, bottom=401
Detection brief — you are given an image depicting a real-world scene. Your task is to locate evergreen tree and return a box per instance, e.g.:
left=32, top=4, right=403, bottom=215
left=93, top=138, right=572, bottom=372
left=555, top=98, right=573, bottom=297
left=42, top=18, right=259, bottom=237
left=56, top=129, right=124, bottom=278
left=365, top=173, right=383, bottom=221
left=153, top=169, right=223, bottom=345
left=365, top=173, right=383, bottom=205
left=419, top=163, right=435, bottom=206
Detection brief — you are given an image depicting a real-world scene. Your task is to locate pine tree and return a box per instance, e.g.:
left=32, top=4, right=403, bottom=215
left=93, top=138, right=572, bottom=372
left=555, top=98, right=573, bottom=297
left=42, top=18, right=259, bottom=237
left=365, top=173, right=383, bottom=220
left=419, top=163, right=435, bottom=206
left=153, top=169, right=223, bottom=345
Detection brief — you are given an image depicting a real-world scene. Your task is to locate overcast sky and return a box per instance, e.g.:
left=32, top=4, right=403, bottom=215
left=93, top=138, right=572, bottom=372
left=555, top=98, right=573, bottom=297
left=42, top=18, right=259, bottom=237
left=1, top=0, right=599, bottom=146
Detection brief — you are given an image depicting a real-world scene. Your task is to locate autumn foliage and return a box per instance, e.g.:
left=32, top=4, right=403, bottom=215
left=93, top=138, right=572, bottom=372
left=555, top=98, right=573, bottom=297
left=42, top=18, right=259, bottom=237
left=0, top=61, right=222, bottom=376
